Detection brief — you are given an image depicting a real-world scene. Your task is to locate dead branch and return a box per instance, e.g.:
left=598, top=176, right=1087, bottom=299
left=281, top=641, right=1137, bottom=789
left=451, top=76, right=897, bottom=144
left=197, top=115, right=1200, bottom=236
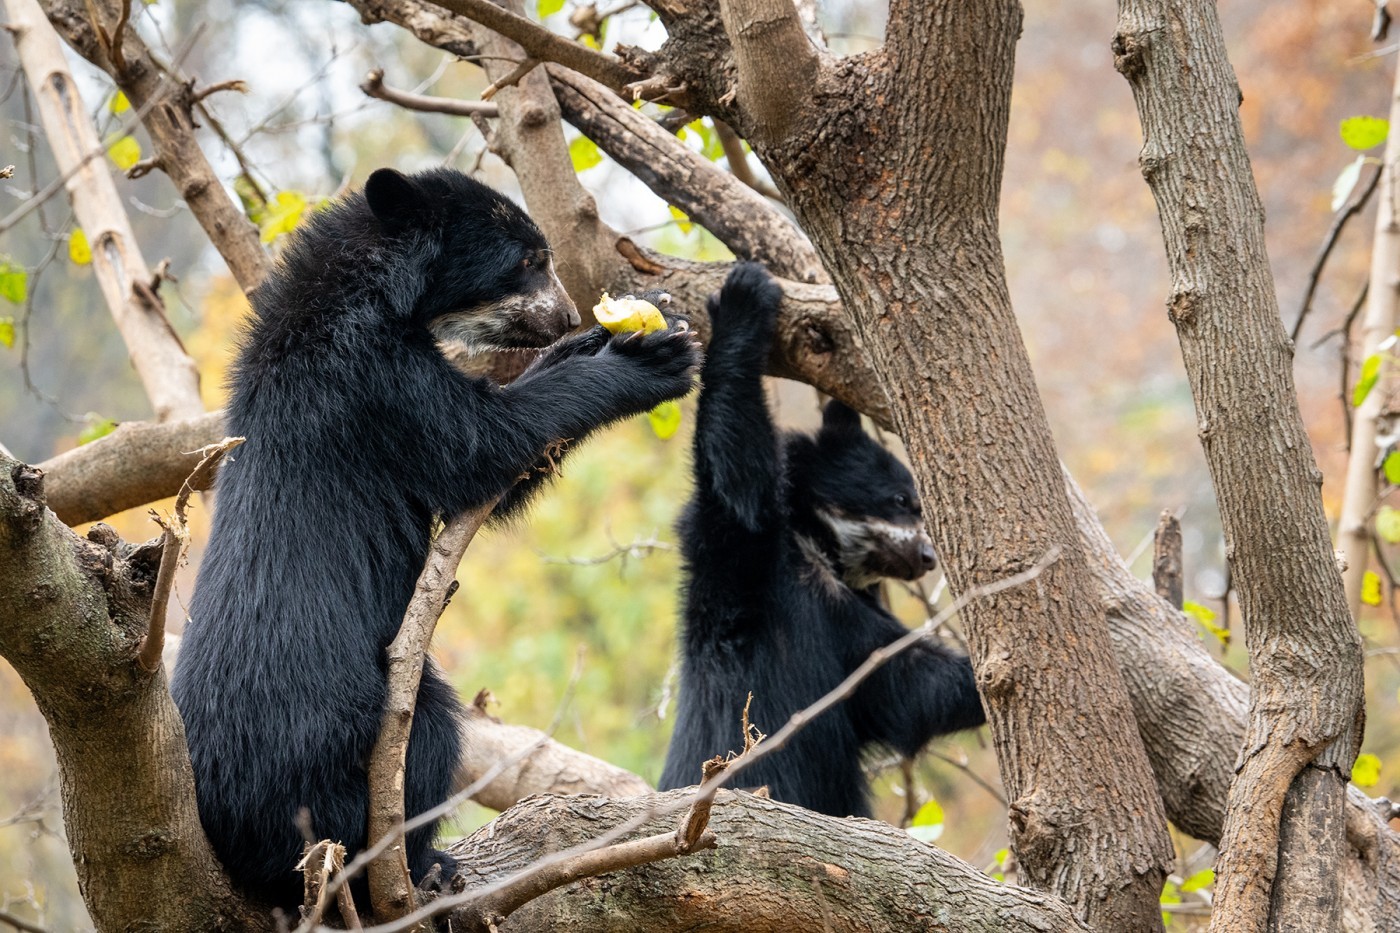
left=1291, top=160, right=1382, bottom=341
left=1151, top=509, right=1183, bottom=610
left=361, top=67, right=500, bottom=116
left=365, top=497, right=500, bottom=921
left=41, top=0, right=272, bottom=294
left=481, top=56, right=538, bottom=99
left=139, top=437, right=243, bottom=673
left=425, top=0, right=641, bottom=93
left=8, top=0, right=205, bottom=421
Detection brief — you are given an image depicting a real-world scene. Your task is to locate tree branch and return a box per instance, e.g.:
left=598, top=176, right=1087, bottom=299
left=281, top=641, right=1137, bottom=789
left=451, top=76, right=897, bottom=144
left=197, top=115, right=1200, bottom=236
left=7, top=0, right=205, bottom=421
left=1291, top=160, right=1381, bottom=341
left=360, top=67, right=500, bottom=116
left=41, top=0, right=272, bottom=295
left=716, top=0, right=820, bottom=146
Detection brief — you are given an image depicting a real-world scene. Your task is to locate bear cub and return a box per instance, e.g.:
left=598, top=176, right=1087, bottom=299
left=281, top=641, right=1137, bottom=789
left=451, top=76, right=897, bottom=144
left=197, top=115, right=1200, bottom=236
left=171, top=167, right=699, bottom=905
left=659, top=263, right=984, bottom=818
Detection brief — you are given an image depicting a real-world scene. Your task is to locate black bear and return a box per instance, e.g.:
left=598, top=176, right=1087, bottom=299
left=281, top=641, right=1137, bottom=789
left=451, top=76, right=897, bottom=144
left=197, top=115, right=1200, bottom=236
left=171, top=167, right=699, bottom=905
left=658, top=263, right=985, bottom=818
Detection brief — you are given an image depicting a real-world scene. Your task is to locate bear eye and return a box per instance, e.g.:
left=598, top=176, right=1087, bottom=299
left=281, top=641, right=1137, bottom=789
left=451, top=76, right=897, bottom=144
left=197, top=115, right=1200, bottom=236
left=520, top=255, right=535, bottom=270
left=893, top=493, right=909, bottom=508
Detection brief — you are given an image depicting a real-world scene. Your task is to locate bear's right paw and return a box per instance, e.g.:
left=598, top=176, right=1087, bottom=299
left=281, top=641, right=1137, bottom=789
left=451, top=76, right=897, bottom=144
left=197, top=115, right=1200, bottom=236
left=606, top=327, right=702, bottom=402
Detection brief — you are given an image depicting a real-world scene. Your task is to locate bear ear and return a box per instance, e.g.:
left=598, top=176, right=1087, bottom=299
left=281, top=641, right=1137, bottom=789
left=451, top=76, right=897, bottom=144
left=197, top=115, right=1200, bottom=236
left=819, top=400, right=864, bottom=440
left=365, top=168, right=426, bottom=225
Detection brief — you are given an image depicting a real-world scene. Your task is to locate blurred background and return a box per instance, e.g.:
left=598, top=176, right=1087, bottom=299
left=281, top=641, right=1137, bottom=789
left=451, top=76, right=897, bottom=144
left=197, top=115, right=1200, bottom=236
left=0, top=0, right=1391, bottom=927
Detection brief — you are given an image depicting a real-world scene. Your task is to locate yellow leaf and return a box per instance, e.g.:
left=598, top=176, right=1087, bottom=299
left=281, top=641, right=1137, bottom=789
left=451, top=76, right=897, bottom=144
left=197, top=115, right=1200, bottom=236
left=647, top=400, right=682, bottom=440
left=0, top=317, right=13, bottom=349
left=669, top=204, right=693, bottom=234
left=259, top=191, right=309, bottom=244
left=1363, top=570, right=1384, bottom=607
left=1353, top=753, right=1382, bottom=788
left=569, top=136, right=603, bottom=172
left=69, top=227, right=92, bottom=266
left=108, top=135, right=142, bottom=171
left=110, top=90, right=130, bottom=114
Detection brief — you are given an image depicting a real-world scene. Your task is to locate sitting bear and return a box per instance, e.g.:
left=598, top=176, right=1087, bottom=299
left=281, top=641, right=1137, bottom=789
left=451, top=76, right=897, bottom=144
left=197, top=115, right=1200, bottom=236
left=171, top=167, right=699, bottom=905
left=658, top=263, right=984, bottom=817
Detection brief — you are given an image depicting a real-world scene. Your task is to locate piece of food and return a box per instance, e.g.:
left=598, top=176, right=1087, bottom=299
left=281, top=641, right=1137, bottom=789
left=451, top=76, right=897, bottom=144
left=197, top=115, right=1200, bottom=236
left=593, top=292, right=668, bottom=334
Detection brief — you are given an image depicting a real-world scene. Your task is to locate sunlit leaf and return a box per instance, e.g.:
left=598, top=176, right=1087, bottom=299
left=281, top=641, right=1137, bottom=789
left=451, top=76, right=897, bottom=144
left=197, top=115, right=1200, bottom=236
left=568, top=136, right=603, bottom=172
left=669, top=204, right=693, bottom=234
left=69, top=227, right=92, bottom=265
left=1385, top=451, right=1400, bottom=486
left=993, top=847, right=1010, bottom=866
left=1378, top=507, right=1400, bottom=544
left=1341, top=116, right=1390, bottom=151
left=234, top=175, right=268, bottom=224
left=538, top=0, right=564, bottom=15
left=108, top=135, right=142, bottom=171
left=1183, top=600, right=1229, bottom=644
left=1160, top=881, right=1181, bottom=905
left=78, top=416, right=117, bottom=446
left=259, top=191, right=309, bottom=244
left=110, top=90, right=131, bottom=114
left=0, top=257, right=26, bottom=304
left=1332, top=156, right=1366, bottom=212
left=580, top=32, right=600, bottom=50
left=1353, top=752, right=1382, bottom=788
left=647, top=400, right=682, bottom=440
left=1363, top=570, right=1384, bottom=607
left=906, top=804, right=944, bottom=844
left=1180, top=868, right=1215, bottom=893
left=1354, top=353, right=1382, bottom=408
left=0, top=317, right=13, bottom=349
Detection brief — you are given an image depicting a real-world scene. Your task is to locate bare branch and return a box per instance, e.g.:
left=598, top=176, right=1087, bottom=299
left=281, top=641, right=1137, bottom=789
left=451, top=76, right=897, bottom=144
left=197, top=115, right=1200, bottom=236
left=1291, top=160, right=1381, bottom=341
left=716, top=0, right=821, bottom=145
left=8, top=0, right=204, bottom=421
left=360, top=67, right=499, bottom=116
left=426, top=0, right=641, bottom=93
left=1151, top=509, right=1183, bottom=611
left=139, top=437, right=243, bottom=673
left=481, top=56, right=538, bottom=100
left=365, top=498, right=499, bottom=921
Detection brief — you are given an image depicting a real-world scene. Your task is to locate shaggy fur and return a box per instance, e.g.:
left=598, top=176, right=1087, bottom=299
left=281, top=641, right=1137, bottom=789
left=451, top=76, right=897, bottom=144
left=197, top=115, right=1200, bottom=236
left=658, top=263, right=984, bottom=817
left=171, top=167, right=699, bottom=904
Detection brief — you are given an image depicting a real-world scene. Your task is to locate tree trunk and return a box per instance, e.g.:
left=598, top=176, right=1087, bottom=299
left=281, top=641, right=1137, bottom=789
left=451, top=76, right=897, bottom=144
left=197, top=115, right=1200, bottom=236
left=1113, top=1, right=1366, bottom=930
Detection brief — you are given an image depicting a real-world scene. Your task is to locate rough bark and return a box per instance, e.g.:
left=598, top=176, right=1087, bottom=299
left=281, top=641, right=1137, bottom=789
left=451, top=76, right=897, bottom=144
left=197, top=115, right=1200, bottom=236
left=1113, top=1, right=1366, bottom=930
left=650, top=2, right=1175, bottom=927
left=1337, top=54, right=1400, bottom=618
left=41, top=0, right=272, bottom=294
left=0, top=458, right=264, bottom=932
left=6, top=0, right=204, bottom=422
left=1151, top=510, right=1183, bottom=610
left=441, top=791, right=1093, bottom=933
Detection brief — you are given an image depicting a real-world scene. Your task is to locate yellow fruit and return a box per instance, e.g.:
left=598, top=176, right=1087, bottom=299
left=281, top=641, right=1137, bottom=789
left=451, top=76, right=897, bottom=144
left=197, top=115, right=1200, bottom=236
left=593, top=292, right=667, bottom=334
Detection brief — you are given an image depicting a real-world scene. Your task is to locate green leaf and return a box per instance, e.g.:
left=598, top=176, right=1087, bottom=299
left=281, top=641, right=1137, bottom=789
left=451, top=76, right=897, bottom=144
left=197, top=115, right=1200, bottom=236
left=108, top=135, right=142, bottom=171
left=1385, top=451, right=1400, bottom=486
left=1353, top=752, right=1382, bottom=788
left=993, top=847, right=1010, bottom=866
left=1183, top=600, right=1229, bottom=644
left=1341, top=116, right=1390, bottom=151
left=647, top=400, right=682, bottom=440
left=1354, top=353, right=1382, bottom=408
left=259, top=191, right=309, bottom=244
left=234, top=175, right=268, bottom=224
left=538, top=0, right=564, bottom=16
left=908, top=798, right=946, bottom=842
left=69, top=227, right=92, bottom=265
left=1180, top=868, right=1215, bottom=893
left=1363, top=570, right=1385, bottom=607
left=110, top=90, right=131, bottom=114
left=669, top=204, right=693, bottom=234
left=0, top=317, right=14, bottom=349
left=0, top=257, right=27, bottom=304
left=1160, top=881, right=1181, bottom=905
left=1379, top=507, right=1400, bottom=544
left=568, top=136, right=603, bottom=172
left=78, top=416, right=117, bottom=446
left=1332, top=156, right=1366, bottom=212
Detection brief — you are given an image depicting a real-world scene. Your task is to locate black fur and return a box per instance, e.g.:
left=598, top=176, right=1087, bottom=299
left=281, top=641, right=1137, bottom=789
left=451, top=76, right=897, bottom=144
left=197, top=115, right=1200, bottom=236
left=171, top=167, right=699, bottom=904
left=658, top=263, right=985, bottom=817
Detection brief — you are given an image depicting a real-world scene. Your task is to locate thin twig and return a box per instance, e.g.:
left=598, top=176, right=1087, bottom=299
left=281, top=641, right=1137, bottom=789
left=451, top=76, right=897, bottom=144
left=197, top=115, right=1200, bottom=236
left=1292, top=161, right=1382, bottom=341
left=361, top=68, right=500, bottom=117
left=140, top=437, right=244, bottom=672
left=481, top=57, right=539, bottom=100
left=0, top=908, right=48, bottom=933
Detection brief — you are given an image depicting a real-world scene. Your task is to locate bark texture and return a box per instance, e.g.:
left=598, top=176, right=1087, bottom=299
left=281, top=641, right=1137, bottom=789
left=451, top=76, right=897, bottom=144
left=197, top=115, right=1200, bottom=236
left=0, top=458, right=263, bottom=932
left=1114, top=1, right=1366, bottom=930
left=442, top=791, right=1093, bottom=933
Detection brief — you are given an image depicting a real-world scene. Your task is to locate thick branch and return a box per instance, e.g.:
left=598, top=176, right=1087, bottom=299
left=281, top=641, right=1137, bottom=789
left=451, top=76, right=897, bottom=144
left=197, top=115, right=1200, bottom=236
left=41, top=0, right=271, bottom=295
left=7, top=0, right=204, bottom=421
left=715, top=0, right=820, bottom=146
left=1114, top=2, right=1366, bottom=929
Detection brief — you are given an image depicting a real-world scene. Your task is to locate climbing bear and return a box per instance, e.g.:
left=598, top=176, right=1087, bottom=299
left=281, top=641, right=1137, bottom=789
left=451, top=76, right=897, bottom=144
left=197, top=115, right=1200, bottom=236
left=658, top=263, right=985, bottom=817
left=171, top=167, right=700, bottom=904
